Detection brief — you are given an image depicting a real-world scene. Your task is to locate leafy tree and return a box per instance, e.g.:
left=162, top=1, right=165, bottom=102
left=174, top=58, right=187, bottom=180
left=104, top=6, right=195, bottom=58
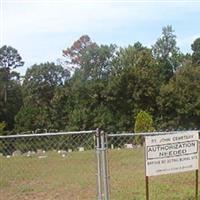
left=92, top=105, right=116, bottom=132
left=0, top=45, right=24, bottom=69
left=152, top=26, right=178, bottom=60
left=22, top=62, right=70, bottom=105
left=117, top=43, right=152, bottom=69
left=0, top=46, right=24, bottom=130
left=63, top=35, right=97, bottom=71
left=15, top=62, right=70, bottom=131
left=64, top=42, right=118, bottom=131
left=0, top=82, right=22, bottom=130
left=158, top=63, right=200, bottom=130
left=66, top=106, right=91, bottom=131
left=108, top=45, right=159, bottom=131
left=15, top=105, right=40, bottom=132
left=191, top=37, right=200, bottom=65
left=152, top=25, right=182, bottom=81
left=0, top=45, right=24, bottom=102
left=80, top=44, right=117, bottom=80
left=50, top=86, right=71, bottom=130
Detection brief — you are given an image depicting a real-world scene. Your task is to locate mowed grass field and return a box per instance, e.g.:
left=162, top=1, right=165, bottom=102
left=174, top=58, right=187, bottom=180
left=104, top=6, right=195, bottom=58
left=0, top=148, right=199, bottom=200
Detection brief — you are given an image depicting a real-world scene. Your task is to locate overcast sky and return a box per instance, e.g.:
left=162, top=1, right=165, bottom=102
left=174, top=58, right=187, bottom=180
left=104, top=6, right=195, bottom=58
left=0, top=0, right=200, bottom=75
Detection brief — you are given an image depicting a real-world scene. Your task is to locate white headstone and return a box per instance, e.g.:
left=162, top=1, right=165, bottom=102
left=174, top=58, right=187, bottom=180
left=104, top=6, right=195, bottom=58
left=124, top=144, right=133, bottom=149
left=12, top=150, right=21, bottom=156
left=37, top=149, right=43, bottom=154
left=79, top=147, right=84, bottom=152
left=38, top=155, right=47, bottom=159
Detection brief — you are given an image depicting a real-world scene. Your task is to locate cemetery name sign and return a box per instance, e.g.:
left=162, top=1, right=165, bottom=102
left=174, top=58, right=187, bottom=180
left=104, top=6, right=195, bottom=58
left=145, top=131, right=199, bottom=176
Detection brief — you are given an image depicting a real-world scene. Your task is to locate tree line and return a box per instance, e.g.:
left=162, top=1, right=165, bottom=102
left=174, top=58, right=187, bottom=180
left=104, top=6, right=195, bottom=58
left=0, top=25, right=200, bottom=135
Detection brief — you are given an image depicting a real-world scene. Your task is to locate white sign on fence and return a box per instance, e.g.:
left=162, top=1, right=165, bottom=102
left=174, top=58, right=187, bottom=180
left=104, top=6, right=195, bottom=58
left=145, top=131, right=199, bottom=176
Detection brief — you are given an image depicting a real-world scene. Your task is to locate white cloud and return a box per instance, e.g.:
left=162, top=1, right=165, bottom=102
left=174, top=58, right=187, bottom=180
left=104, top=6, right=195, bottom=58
left=1, top=0, right=200, bottom=74
left=4, top=1, right=177, bottom=40
left=2, top=2, right=161, bottom=66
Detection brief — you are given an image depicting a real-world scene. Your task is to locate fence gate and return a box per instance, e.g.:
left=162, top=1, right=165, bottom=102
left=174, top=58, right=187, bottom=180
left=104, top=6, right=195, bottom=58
left=106, top=131, right=200, bottom=200
left=0, top=130, right=97, bottom=200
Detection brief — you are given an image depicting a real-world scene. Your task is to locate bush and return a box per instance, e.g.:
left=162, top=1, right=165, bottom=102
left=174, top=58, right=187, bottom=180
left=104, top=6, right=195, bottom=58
left=134, top=111, right=154, bottom=145
left=0, top=121, right=6, bottom=134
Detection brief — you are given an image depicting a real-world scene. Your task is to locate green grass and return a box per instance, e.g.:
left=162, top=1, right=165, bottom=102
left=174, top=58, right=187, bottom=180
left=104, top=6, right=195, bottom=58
left=0, top=148, right=199, bottom=200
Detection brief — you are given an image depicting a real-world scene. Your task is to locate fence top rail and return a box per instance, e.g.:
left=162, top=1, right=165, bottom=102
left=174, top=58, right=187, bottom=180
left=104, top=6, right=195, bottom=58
left=0, top=130, right=96, bottom=139
left=108, top=130, right=199, bottom=137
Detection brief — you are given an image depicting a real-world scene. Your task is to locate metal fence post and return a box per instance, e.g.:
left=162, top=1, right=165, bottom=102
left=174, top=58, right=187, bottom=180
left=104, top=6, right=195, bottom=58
left=101, top=131, right=110, bottom=200
left=105, top=131, right=110, bottom=199
left=95, top=128, right=103, bottom=200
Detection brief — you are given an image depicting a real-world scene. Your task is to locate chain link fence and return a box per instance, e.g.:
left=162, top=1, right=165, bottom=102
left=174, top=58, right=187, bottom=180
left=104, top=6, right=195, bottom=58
left=0, top=130, right=199, bottom=200
left=0, top=130, right=97, bottom=200
left=107, top=131, right=200, bottom=200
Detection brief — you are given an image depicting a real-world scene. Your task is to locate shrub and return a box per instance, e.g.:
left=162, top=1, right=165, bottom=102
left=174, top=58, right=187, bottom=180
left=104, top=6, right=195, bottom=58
left=134, top=111, right=154, bottom=145
left=0, top=121, right=6, bottom=134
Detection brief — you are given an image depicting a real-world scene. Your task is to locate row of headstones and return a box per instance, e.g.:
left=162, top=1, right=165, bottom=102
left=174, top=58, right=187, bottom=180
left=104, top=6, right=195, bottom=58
left=57, top=147, right=84, bottom=157
left=110, top=144, right=141, bottom=149
left=0, top=147, right=86, bottom=158
left=0, top=144, right=141, bottom=158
